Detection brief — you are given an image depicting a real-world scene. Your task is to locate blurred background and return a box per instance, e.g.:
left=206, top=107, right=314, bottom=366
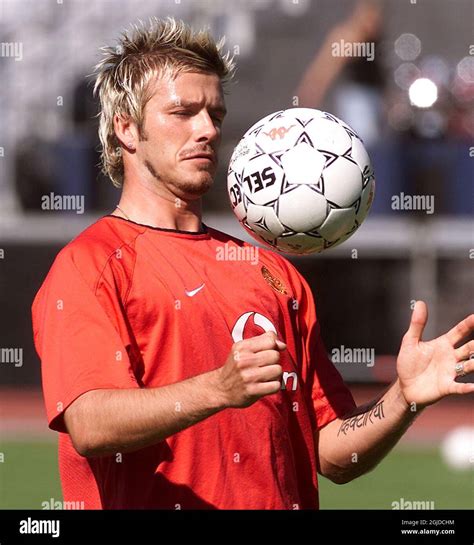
left=0, top=0, right=473, bottom=509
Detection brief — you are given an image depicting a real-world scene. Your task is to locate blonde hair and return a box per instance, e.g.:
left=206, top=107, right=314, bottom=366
left=93, top=17, right=235, bottom=187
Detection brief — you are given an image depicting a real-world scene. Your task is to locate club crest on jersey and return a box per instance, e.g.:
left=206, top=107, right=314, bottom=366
left=261, top=266, right=288, bottom=295
left=263, top=125, right=296, bottom=140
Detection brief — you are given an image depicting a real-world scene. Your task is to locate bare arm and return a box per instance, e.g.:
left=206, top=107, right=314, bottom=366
left=64, top=372, right=224, bottom=457
left=64, top=332, right=286, bottom=457
left=316, top=379, right=418, bottom=484
left=317, top=303, right=474, bottom=484
left=294, top=1, right=382, bottom=107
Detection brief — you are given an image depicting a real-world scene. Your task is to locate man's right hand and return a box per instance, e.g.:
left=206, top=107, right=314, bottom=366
left=64, top=331, right=287, bottom=457
left=216, top=331, right=286, bottom=408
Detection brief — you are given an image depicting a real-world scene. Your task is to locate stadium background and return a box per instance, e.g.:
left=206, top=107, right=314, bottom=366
left=0, top=0, right=472, bottom=509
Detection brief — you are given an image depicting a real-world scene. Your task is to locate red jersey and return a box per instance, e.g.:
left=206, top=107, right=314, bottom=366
left=32, top=216, right=356, bottom=509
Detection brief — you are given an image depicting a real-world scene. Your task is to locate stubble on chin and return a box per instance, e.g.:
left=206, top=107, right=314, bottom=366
left=178, top=168, right=214, bottom=197
left=144, top=159, right=214, bottom=197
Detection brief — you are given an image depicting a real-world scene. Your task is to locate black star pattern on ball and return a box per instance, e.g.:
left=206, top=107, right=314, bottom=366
left=242, top=193, right=253, bottom=210
left=306, top=230, right=325, bottom=239
left=341, top=146, right=359, bottom=166
left=342, top=124, right=363, bottom=142
left=267, top=111, right=285, bottom=122
left=241, top=217, right=253, bottom=232
left=261, top=235, right=277, bottom=248
left=362, top=165, right=375, bottom=188
left=354, top=196, right=364, bottom=215
left=280, top=175, right=302, bottom=195
left=248, top=143, right=267, bottom=162
left=295, top=131, right=315, bottom=147
left=262, top=196, right=279, bottom=207
left=344, top=219, right=360, bottom=237
left=295, top=116, right=315, bottom=129
left=252, top=215, right=271, bottom=233
left=280, top=230, right=298, bottom=238
left=322, top=112, right=341, bottom=124
left=325, top=197, right=345, bottom=210
left=229, top=169, right=242, bottom=186
left=318, top=149, right=340, bottom=169
left=307, top=176, right=325, bottom=195
left=273, top=203, right=294, bottom=233
left=323, top=238, right=340, bottom=249
left=267, top=150, right=288, bottom=170
left=269, top=198, right=280, bottom=215
left=248, top=124, right=264, bottom=138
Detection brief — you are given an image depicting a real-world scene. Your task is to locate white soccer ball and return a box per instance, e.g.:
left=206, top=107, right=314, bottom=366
left=440, top=426, right=474, bottom=471
left=227, top=108, right=375, bottom=255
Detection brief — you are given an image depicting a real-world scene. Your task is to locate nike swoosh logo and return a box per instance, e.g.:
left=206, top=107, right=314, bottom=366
left=185, top=284, right=205, bottom=297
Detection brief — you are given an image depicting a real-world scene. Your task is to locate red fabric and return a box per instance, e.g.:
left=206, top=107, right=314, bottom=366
left=32, top=216, right=356, bottom=509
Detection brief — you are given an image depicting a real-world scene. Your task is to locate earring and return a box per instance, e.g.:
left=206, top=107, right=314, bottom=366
left=128, top=142, right=135, bottom=150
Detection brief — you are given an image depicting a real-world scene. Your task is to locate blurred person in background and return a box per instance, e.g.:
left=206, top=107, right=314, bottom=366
left=295, top=0, right=384, bottom=147
left=294, top=0, right=473, bottom=216
left=294, top=0, right=404, bottom=215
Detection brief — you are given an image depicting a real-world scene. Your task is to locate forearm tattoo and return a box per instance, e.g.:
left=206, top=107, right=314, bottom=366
left=337, top=400, right=385, bottom=436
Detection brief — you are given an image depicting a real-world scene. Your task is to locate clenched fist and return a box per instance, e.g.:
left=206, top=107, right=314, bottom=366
left=217, top=331, right=286, bottom=408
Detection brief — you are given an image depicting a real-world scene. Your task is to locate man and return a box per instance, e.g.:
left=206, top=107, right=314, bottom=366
left=32, top=17, right=474, bottom=510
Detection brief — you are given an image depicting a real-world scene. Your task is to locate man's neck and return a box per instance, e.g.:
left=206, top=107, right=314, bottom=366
left=113, top=180, right=203, bottom=232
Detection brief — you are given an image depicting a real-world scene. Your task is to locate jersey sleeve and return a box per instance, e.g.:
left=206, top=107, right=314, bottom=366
left=31, top=248, right=140, bottom=433
left=285, top=260, right=357, bottom=431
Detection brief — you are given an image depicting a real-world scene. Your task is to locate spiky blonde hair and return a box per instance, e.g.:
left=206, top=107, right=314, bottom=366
left=93, top=17, right=235, bottom=187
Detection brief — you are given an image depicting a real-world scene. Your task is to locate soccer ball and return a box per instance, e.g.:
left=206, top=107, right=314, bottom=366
left=440, top=426, right=474, bottom=471
left=227, top=108, right=375, bottom=255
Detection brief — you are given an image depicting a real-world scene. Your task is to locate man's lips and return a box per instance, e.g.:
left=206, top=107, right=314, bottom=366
left=183, top=153, right=216, bottom=163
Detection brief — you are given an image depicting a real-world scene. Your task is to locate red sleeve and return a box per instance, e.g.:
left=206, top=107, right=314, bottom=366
left=281, top=258, right=357, bottom=430
left=31, top=248, right=139, bottom=433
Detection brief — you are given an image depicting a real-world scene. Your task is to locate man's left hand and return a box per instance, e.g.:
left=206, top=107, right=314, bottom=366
left=397, top=301, right=474, bottom=407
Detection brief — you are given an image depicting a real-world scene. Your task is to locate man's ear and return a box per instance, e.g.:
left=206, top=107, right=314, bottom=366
left=113, top=114, right=139, bottom=151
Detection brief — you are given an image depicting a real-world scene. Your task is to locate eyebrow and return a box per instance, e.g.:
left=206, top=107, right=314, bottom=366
left=165, top=99, right=227, bottom=116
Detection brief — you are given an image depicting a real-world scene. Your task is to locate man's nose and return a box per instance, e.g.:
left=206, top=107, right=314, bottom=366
left=194, top=110, right=220, bottom=142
